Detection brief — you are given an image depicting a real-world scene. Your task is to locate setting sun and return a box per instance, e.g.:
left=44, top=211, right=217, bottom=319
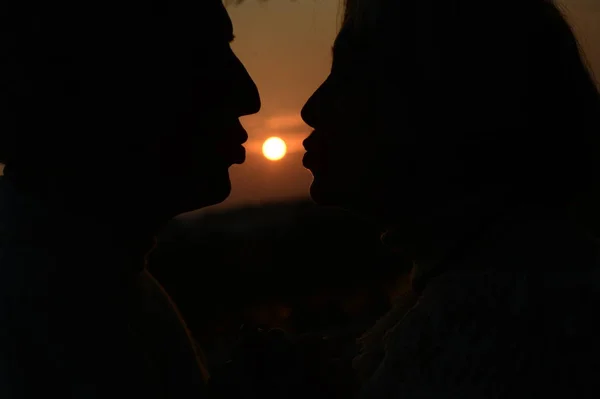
left=262, top=137, right=287, bottom=161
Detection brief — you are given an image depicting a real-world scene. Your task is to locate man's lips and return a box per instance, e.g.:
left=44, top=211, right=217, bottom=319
left=230, top=145, right=246, bottom=164
left=215, top=142, right=246, bottom=165
left=219, top=120, right=248, bottom=165
left=235, top=122, right=249, bottom=145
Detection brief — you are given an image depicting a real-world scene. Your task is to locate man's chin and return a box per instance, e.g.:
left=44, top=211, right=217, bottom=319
left=200, top=184, right=232, bottom=207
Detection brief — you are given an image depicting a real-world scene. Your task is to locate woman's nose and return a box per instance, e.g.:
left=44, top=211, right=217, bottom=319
left=301, top=83, right=326, bottom=129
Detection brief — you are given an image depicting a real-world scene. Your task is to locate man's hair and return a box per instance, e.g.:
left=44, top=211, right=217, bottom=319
left=0, top=2, right=206, bottom=166
left=1, top=3, right=125, bottom=164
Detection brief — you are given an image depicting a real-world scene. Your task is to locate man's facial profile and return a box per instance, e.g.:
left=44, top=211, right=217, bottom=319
left=153, top=0, right=261, bottom=214
left=1, top=1, right=261, bottom=219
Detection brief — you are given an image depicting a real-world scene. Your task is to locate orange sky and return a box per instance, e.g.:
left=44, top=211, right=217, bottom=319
left=198, top=0, right=342, bottom=214
left=202, top=0, right=600, bottom=214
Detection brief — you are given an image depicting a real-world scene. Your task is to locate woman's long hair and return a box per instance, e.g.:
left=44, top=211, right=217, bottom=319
left=340, top=0, right=599, bottom=219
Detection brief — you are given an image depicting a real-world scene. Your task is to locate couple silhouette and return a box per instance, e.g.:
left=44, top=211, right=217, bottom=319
left=1, top=0, right=600, bottom=398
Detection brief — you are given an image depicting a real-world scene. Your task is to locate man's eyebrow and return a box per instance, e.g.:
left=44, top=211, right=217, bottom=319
left=229, top=34, right=236, bottom=43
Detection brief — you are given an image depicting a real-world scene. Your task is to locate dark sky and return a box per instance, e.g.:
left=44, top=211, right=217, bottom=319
left=1, top=0, right=598, bottom=215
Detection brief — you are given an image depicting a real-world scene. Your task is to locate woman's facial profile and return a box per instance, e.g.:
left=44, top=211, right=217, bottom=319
left=301, top=9, right=440, bottom=219
left=301, top=19, right=393, bottom=213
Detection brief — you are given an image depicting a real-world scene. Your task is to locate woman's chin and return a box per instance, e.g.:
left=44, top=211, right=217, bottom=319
left=309, top=178, right=358, bottom=210
left=309, top=179, right=340, bottom=207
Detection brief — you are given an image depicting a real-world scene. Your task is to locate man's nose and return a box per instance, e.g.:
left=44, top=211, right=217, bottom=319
left=231, top=55, right=261, bottom=117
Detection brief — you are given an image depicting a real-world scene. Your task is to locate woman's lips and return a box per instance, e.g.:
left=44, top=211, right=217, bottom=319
left=216, top=143, right=246, bottom=165
left=302, top=152, right=321, bottom=170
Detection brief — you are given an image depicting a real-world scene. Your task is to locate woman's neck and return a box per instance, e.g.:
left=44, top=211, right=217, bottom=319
left=382, top=192, right=584, bottom=292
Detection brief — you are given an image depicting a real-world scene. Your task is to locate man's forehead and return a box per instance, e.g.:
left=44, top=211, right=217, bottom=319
left=203, top=0, right=233, bottom=29
left=177, top=0, right=233, bottom=37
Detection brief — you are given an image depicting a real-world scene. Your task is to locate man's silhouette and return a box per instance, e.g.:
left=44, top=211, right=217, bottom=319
left=302, top=0, right=600, bottom=397
left=1, top=1, right=259, bottom=397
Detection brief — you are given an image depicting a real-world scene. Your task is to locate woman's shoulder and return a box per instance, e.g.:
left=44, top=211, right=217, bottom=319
left=362, top=269, right=600, bottom=398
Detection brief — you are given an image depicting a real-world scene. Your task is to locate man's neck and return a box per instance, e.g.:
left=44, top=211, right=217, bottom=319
left=2, top=167, right=163, bottom=273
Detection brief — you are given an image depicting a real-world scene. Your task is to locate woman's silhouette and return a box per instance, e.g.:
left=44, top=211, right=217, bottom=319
left=302, top=0, right=600, bottom=397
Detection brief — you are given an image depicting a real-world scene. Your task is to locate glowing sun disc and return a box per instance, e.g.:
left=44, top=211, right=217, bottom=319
left=262, top=137, right=287, bottom=161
